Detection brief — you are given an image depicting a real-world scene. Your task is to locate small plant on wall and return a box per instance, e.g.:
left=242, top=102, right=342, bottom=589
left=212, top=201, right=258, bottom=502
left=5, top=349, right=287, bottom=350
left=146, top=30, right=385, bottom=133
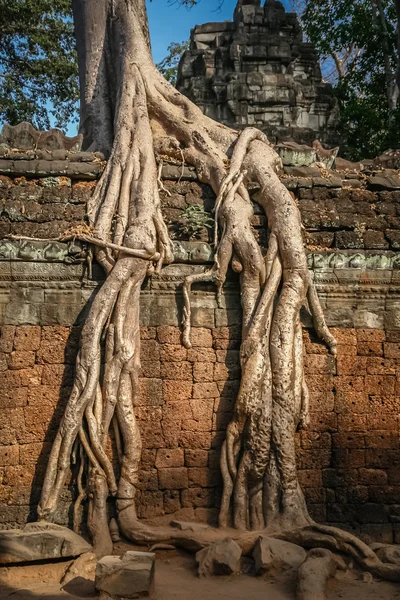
left=179, top=204, right=214, bottom=240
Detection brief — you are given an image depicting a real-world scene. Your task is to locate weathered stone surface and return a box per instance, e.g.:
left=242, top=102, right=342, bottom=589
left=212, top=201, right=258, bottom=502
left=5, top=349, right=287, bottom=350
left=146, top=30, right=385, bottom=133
left=95, top=551, right=155, bottom=599
left=170, top=520, right=210, bottom=532
left=253, top=536, right=306, bottom=575
left=0, top=522, right=91, bottom=564
left=0, top=122, right=82, bottom=152
left=61, top=551, right=97, bottom=587
left=196, top=538, right=241, bottom=577
left=177, top=1, right=338, bottom=145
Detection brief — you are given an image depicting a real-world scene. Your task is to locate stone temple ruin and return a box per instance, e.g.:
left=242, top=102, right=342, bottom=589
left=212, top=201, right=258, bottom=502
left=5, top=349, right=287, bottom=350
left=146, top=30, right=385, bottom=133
left=2, top=6, right=400, bottom=600
left=177, top=0, right=339, bottom=145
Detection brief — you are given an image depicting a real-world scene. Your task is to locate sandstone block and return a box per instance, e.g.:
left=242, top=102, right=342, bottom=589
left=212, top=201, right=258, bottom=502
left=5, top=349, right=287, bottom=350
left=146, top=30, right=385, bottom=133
left=18, top=365, right=43, bottom=386
left=61, top=551, right=97, bottom=588
left=157, top=326, right=181, bottom=345
left=162, top=380, right=192, bottom=402
left=336, top=355, right=367, bottom=375
left=190, top=327, right=213, bottom=348
left=187, top=348, right=216, bottom=363
left=193, top=362, right=214, bottom=382
left=253, top=536, right=306, bottom=575
left=8, top=351, right=35, bottom=370
left=158, top=467, right=188, bottom=490
left=0, top=326, right=15, bottom=353
left=163, top=490, right=181, bottom=513
left=0, top=522, right=91, bottom=564
left=357, top=342, right=383, bottom=356
left=155, top=449, right=184, bottom=468
left=181, top=487, right=215, bottom=508
left=192, top=382, right=219, bottom=399
left=159, top=344, right=187, bottom=362
left=185, top=449, right=208, bottom=467
left=95, top=551, right=155, bottom=599
left=384, top=342, right=400, bottom=358
left=141, top=340, right=160, bottom=361
left=13, top=326, right=41, bottom=351
left=196, top=538, right=241, bottom=577
left=160, top=361, right=192, bottom=380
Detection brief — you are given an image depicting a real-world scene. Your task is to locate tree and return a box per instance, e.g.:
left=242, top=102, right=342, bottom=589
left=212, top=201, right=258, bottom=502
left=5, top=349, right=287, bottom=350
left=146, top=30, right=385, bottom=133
left=156, top=40, right=189, bottom=86
left=299, top=0, right=400, bottom=158
left=36, top=0, right=400, bottom=582
left=0, top=0, right=78, bottom=130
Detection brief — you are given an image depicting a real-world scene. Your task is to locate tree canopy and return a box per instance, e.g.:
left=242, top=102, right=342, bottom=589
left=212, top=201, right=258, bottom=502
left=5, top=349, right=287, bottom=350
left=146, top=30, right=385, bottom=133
left=298, top=0, right=400, bottom=159
left=0, top=0, right=79, bottom=130
left=156, top=40, right=189, bottom=86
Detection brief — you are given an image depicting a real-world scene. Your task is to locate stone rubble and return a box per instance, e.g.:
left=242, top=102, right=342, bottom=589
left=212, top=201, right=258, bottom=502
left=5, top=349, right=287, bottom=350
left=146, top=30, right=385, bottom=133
left=253, top=536, right=306, bottom=575
left=0, top=522, right=91, bottom=564
left=60, top=551, right=97, bottom=587
left=95, top=551, right=155, bottom=599
left=195, top=538, right=242, bottom=577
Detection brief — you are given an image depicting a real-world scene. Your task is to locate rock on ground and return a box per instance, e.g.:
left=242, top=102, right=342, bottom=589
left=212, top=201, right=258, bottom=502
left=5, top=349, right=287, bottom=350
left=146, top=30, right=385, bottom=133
left=95, top=551, right=155, bottom=599
left=61, top=551, right=97, bottom=587
left=195, top=538, right=242, bottom=577
left=253, top=536, right=306, bottom=576
left=0, top=522, right=91, bottom=564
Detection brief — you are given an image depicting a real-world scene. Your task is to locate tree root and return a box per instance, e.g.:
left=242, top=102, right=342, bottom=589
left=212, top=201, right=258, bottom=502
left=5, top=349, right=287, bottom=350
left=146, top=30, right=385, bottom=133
left=296, top=548, right=344, bottom=600
left=37, top=2, right=393, bottom=584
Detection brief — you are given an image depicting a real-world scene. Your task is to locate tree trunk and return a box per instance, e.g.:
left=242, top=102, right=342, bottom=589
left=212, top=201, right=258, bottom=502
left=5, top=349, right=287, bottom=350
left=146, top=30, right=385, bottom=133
left=35, top=0, right=400, bottom=581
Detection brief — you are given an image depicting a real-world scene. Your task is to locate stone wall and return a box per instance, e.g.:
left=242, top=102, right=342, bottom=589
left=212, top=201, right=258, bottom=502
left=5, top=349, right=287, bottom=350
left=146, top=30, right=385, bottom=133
left=2, top=153, right=400, bottom=543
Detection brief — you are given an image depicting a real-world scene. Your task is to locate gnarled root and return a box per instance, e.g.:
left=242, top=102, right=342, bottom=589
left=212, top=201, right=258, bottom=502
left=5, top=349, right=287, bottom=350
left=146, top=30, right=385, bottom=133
left=296, top=548, right=344, bottom=600
left=38, top=1, right=392, bottom=581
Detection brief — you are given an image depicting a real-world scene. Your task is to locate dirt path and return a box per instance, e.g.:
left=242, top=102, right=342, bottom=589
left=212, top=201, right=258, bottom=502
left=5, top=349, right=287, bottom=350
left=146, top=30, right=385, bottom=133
left=1, top=551, right=400, bottom=600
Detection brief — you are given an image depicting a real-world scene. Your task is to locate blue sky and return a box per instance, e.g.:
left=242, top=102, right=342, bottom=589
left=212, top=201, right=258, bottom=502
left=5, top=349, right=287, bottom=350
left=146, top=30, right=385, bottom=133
left=148, top=0, right=291, bottom=64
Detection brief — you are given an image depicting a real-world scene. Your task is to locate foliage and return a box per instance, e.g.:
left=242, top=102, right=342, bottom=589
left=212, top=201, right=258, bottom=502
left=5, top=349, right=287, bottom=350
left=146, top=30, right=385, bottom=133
left=301, top=0, right=400, bottom=159
left=179, top=204, right=214, bottom=239
left=156, top=40, right=189, bottom=86
left=0, top=0, right=78, bottom=130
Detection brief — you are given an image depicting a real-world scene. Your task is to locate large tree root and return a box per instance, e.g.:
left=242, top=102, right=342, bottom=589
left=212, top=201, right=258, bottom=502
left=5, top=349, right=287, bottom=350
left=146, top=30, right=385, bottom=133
left=36, top=0, right=400, bottom=586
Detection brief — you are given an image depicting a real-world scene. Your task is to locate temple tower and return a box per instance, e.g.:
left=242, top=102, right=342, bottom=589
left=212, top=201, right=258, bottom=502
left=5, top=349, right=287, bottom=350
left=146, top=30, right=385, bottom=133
left=177, top=0, right=338, bottom=145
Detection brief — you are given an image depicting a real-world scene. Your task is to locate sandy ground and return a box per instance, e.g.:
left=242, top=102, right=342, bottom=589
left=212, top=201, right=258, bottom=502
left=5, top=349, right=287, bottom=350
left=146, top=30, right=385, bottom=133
left=1, top=549, right=400, bottom=600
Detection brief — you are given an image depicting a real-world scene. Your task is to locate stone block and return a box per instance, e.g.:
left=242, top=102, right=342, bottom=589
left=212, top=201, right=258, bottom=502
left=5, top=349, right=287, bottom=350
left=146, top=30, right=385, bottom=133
left=155, top=449, right=184, bottom=469
left=253, top=536, right=306, bottom=576
left=181, top=487, right=215, bottom=507
left=185, top=449, right=208, bottom=467
left=190, top=327, right=213, bottom=348
left=192, top=382, right=219, bottom=399
left=7, top=350, right=35, bottom=370
left=196, top=538, right=241, bottom=577
left=159, top=344, right=187, bottom=362
left=95, top=551, right=155, bottom=599
left=158, top=467, right=188, bottom=490
left=157, top=326, right=181, bottom=345
left=162, top=490, right=180, bottom=514
left=160, top=361, right=192, bottom=380
left=0, top=522, right=91, bottom=564
left=162, top=380, right=192, bottom=402
left=193, top=362, right=214, bottom=382
left=187, top=348, right=216, bottom=363
left=13, top=326, right=41, bottom=351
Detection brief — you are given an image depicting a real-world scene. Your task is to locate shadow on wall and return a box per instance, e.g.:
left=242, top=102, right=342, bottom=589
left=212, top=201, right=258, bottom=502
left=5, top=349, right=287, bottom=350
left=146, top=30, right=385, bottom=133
left=27, top=299, right=91, bottom=530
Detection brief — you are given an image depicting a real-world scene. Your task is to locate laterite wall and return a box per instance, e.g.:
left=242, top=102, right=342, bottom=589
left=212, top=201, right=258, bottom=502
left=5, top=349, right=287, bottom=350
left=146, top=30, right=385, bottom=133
left=2, top=154, right=400, bottom=544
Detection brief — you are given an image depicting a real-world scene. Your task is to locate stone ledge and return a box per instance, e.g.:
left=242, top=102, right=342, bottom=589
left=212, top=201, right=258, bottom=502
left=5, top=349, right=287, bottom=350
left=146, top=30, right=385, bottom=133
left=0, top=159, right=104, bottom=180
